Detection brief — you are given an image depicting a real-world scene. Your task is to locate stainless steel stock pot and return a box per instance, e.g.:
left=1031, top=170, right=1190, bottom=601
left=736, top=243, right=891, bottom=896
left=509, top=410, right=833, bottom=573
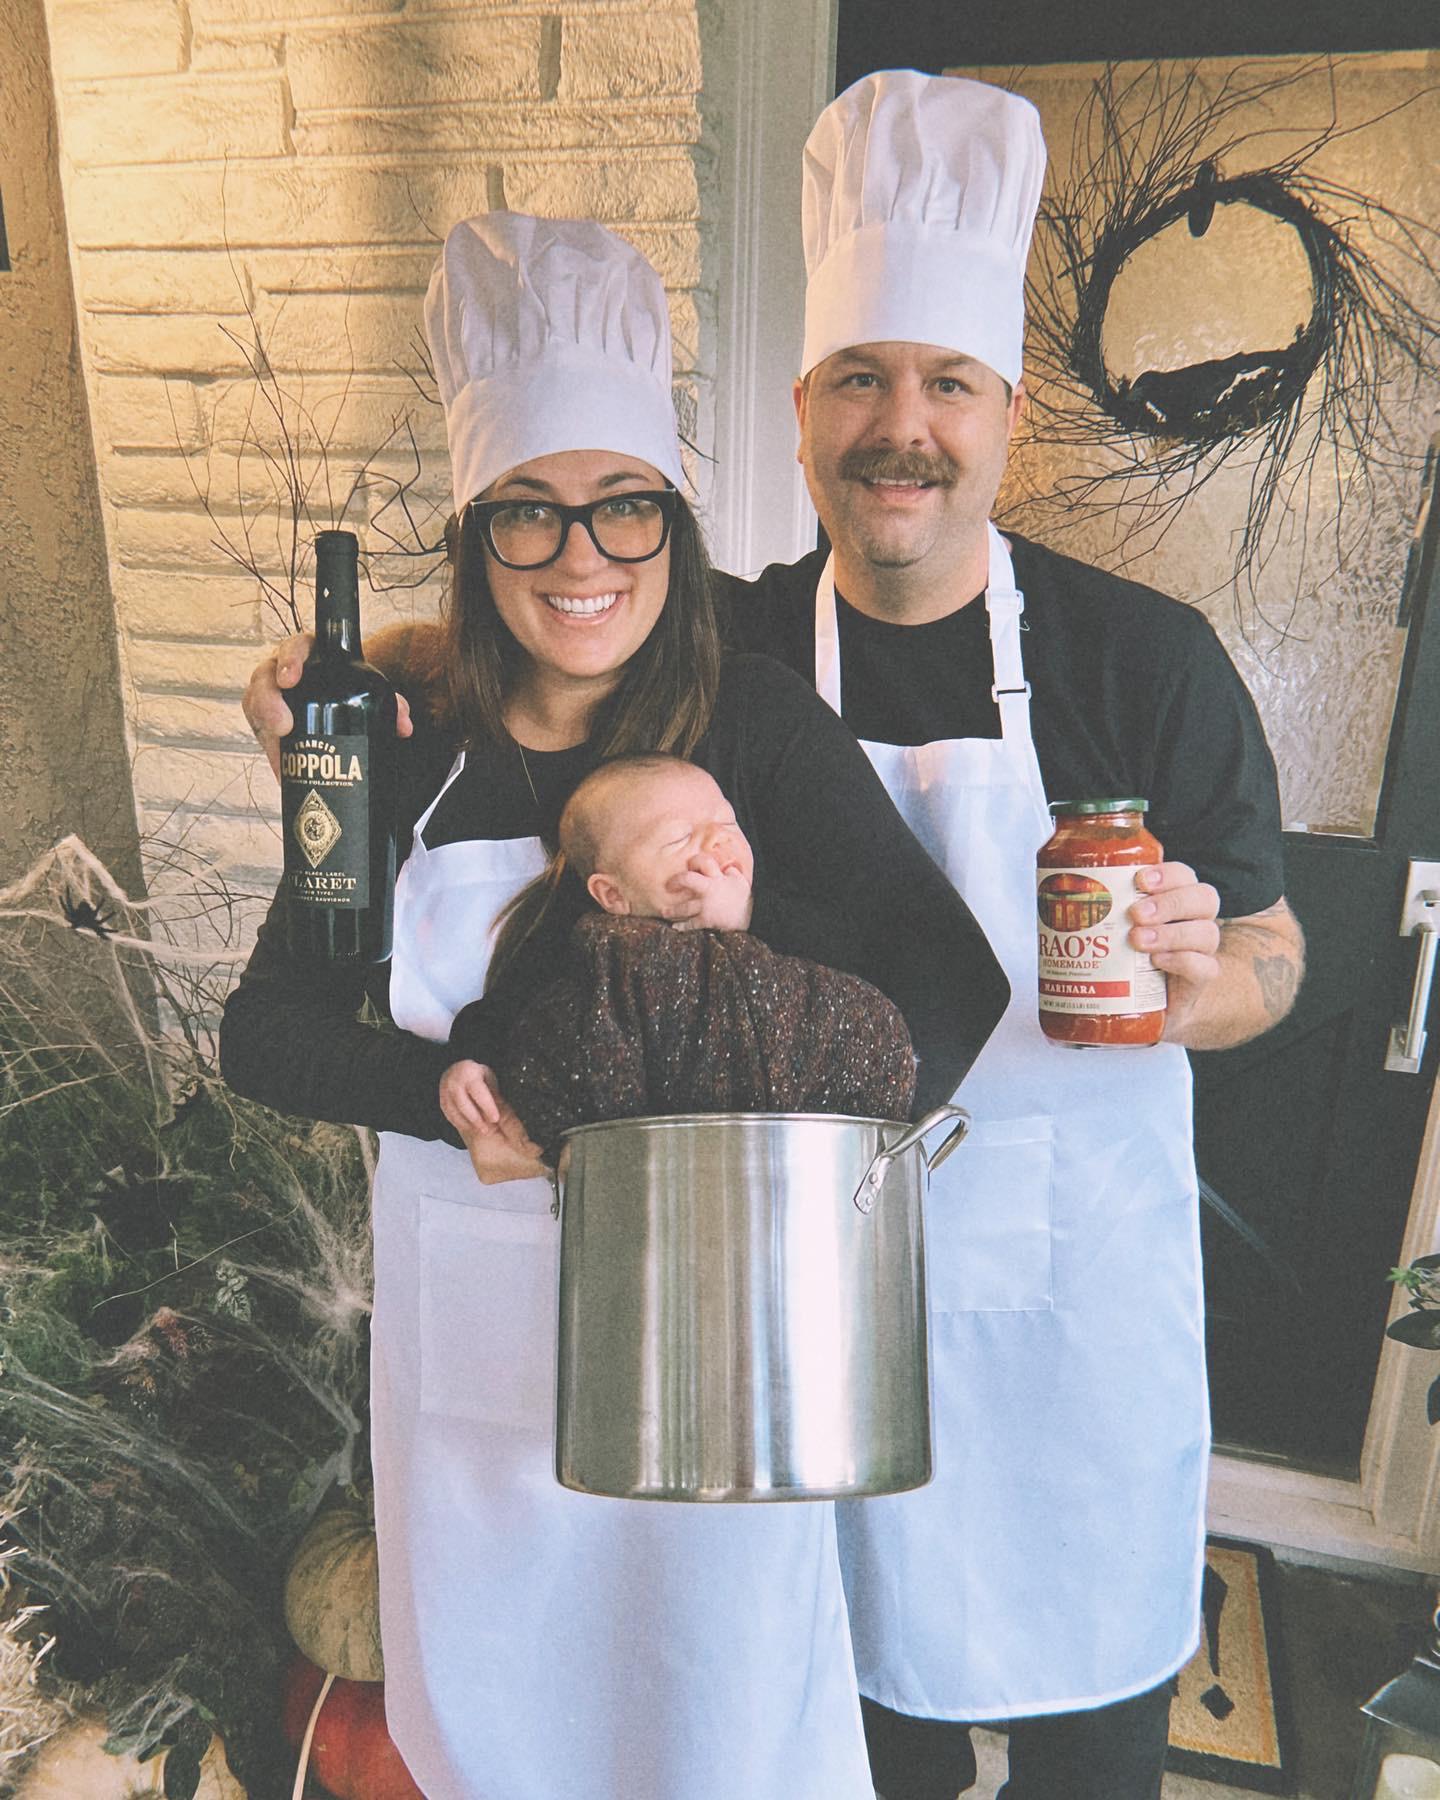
left=552, top=1105, right=968, bottom=1502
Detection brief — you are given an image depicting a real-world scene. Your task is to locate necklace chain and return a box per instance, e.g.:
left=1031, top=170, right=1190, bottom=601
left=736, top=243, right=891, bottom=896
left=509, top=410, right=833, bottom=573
left=516, top=741, right=540, bottom=812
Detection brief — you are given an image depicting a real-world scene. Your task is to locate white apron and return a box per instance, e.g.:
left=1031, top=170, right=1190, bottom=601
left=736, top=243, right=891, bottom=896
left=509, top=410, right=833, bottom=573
left=370, top=753, right=874, bottom=1800
left=824, top=528, right=1208, bottom=1721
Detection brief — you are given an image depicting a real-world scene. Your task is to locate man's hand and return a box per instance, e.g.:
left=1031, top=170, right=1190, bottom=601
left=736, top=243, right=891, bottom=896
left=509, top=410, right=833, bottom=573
left=1127, top=864, right=1304, bottom=1050
left=243, top=633, right=414, bottom=780
left=1127, top=861, right=1220, bottom=1039
left=666, top=855, right=754, bottom=932
left=439, top=1060, right=548, bottom=1184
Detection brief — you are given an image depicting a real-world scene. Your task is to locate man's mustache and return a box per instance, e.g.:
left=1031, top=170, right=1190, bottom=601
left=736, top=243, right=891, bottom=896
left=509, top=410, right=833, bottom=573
left=840, top=448, right=958, bottom=487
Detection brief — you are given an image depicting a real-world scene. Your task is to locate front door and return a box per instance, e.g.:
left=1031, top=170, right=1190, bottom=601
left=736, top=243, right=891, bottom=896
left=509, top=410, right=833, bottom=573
left=826, top=8, right=1440, bottom=1564
left=1195, top=445, right=1440, bottom=1477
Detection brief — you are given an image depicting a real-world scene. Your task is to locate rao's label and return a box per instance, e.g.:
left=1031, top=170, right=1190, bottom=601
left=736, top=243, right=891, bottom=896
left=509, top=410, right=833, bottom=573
left=1036, top=867, right=1167, bottom=1016
left=280, top=734, right=370, bottom=910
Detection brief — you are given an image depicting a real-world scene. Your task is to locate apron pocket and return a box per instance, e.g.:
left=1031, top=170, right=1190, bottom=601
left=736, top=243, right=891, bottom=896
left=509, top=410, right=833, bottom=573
left=926, top=1114, right=1055, bottom=1314
left=418, top=1195, right=559, bottom=1430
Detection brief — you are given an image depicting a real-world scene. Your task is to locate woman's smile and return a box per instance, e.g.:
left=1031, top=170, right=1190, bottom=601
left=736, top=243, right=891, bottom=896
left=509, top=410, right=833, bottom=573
left=541, top=589, right=624, bottom=618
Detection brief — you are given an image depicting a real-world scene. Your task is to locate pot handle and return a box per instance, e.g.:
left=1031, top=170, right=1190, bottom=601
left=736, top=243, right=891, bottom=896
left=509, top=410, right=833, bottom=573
left=852, top=1103, right=970, bottom=1214
left=547, top=1143, right=574, bottom=1219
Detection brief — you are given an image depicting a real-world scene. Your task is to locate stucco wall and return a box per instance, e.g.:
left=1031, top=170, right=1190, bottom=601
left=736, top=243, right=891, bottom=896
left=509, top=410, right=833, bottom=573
left=41, top=0, right=706, bottom=917
left=0, top=0, right=142, bottom=893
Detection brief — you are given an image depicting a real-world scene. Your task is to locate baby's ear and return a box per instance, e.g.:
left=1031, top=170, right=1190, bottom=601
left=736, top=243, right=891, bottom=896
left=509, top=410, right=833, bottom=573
left=586, top=872, right=630, bottom=915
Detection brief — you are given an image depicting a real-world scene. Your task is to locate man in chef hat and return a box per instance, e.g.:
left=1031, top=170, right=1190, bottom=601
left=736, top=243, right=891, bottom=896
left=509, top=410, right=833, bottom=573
left=722, top=68, right=1302, bottom=1800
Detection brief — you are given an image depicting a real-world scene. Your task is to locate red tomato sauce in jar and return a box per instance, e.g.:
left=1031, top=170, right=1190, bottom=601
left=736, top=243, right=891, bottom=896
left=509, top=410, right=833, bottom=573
left=1037, top=799, right=1167, bottom=1047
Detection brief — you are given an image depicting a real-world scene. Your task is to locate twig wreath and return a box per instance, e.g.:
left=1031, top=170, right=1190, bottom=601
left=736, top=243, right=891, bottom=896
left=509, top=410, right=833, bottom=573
left=1011, top=57, right=1440, bottom=631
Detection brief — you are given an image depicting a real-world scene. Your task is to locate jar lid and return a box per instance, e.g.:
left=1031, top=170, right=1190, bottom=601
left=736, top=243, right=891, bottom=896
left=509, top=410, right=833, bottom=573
left=1048, top=797, right=1149, bottom=816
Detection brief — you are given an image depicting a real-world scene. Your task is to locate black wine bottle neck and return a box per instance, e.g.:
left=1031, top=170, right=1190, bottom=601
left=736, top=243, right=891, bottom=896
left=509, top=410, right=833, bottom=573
left=314, top=532, right=363, bottom=658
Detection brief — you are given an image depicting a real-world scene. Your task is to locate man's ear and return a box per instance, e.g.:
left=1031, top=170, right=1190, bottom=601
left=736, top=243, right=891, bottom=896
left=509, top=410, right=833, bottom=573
left=1007, top=380, right=1027, bottom=439
left=587, top=872, right=630, bottom=915
left=792, top=375, right=807, bottom=463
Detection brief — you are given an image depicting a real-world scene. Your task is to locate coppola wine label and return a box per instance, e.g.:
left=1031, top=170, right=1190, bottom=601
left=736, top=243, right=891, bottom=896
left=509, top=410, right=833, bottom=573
left=280, top=530, right=398, bottom=962
left=1036, top=798, right=1167, bottom=1047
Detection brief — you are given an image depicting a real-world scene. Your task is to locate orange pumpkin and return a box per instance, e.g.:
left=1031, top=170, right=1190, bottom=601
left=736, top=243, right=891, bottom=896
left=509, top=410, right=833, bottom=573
left=283, top=1498, right=383, bottom=1682
left=280, top=1655, right=422, bottom=1800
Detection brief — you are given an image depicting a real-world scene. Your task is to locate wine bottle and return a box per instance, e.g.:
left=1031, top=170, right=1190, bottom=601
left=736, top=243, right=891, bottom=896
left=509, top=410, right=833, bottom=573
left=279, top=530, right=398, bottom=962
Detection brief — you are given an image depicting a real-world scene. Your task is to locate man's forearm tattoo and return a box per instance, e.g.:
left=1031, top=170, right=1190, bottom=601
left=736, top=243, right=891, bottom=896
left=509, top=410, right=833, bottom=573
left=1253, top=952, right=1300, bottom=1021
left=1219, top=908, right=1304, bottom=1024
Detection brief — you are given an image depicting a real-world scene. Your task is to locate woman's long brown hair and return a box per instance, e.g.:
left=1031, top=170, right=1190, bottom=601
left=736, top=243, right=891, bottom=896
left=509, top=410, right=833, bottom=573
left=446, top=494, right=723, bottom=987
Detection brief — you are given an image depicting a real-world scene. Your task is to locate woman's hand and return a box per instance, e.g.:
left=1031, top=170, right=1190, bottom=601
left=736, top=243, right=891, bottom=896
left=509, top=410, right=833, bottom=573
left=439, top=1060, right=547, bottom=1184
left=667, top=855, right=753, bottom=932
left=243, top=633, right=414, bottom=780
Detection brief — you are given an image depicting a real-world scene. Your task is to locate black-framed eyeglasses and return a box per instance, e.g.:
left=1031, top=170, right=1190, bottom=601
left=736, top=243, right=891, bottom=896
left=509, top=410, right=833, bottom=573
left=469, top=489, right=679, bottom=570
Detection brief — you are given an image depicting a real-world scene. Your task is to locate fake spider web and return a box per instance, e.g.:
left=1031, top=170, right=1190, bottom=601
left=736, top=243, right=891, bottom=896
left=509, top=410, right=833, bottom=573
left=0, top=838, right=375, bottom=1799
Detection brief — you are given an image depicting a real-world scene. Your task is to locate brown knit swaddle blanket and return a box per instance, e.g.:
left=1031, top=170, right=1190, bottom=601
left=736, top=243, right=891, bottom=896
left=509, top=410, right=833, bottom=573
left=500, top=913, right=917, bottom=1163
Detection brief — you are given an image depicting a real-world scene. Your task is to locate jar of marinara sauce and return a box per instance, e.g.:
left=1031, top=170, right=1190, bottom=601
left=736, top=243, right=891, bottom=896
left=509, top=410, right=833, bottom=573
left=1037, top=799, right=1167, bottom=1047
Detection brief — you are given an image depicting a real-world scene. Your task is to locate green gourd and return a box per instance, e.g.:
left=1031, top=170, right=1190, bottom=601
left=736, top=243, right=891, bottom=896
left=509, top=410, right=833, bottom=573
left=283, top=1498, right=383, bottom=1683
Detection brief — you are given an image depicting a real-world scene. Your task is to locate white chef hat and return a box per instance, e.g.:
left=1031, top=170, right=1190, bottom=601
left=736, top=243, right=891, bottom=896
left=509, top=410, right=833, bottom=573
left=424, top=212, right=685, bottom=512
left=801, top=71, right=1046, bottom=386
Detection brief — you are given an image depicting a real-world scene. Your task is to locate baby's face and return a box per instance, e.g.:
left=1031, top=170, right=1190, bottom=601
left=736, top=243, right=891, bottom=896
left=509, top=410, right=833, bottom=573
left=590, top=765, right=754, bottom=919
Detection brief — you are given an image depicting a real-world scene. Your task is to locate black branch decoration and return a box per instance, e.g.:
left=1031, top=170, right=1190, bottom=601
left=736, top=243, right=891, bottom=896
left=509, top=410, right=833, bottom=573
left=174, top=216, right=451, bottom=636
left=1006, top=57, right=1440, bottom=637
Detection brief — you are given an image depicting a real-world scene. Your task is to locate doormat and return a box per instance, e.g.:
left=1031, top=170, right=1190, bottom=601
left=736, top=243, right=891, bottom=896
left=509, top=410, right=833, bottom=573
left=1166, top=1537, right=1296, bottom=1793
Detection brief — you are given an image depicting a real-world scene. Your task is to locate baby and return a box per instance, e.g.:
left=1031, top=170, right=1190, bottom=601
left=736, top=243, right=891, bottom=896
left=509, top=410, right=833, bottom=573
left=557, top=753, right=757, bottom=934
left=441, top=755, right=918, bottom=1168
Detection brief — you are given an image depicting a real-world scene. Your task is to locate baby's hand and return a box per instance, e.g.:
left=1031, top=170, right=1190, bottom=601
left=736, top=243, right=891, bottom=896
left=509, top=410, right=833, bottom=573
left=467, top=1104, right=547, bottom=1185
left=667, top=854, right=753, bottom=932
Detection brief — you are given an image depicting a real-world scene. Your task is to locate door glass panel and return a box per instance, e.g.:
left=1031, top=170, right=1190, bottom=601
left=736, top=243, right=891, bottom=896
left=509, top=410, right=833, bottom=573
left=972, top=52, right=1440, bottom=838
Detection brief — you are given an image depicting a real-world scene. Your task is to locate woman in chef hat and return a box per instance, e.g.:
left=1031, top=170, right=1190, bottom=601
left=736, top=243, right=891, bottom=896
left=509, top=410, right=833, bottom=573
left=221, top=209, right=1006, bottom=1800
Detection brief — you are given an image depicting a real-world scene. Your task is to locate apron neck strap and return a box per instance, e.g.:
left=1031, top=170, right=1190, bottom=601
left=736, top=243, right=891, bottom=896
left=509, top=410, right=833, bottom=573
left=815, top=554, right=844, bottom=716
left=983, top=525, right=1033, bottom=745
left=411, top=750, right=467, bottom=848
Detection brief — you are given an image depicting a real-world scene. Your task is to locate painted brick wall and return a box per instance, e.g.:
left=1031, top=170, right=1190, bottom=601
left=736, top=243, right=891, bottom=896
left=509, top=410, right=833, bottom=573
left=42, top=0, right=705, bottom=919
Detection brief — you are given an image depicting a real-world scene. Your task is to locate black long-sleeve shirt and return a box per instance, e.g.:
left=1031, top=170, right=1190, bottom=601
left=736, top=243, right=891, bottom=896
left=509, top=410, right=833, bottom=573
left=219, top=653, right=1008, bottom=1137
left=719, top=537, right=1285, bottom=918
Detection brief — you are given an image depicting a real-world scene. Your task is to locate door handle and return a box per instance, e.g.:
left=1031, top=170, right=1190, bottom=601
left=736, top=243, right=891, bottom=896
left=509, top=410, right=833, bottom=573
left=1386, top=865, right=1440, bottom=1073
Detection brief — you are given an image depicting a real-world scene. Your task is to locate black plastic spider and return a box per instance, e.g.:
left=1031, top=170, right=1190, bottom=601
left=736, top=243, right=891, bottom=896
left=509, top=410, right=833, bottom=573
left=60, top=888, right=118, bottom=939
